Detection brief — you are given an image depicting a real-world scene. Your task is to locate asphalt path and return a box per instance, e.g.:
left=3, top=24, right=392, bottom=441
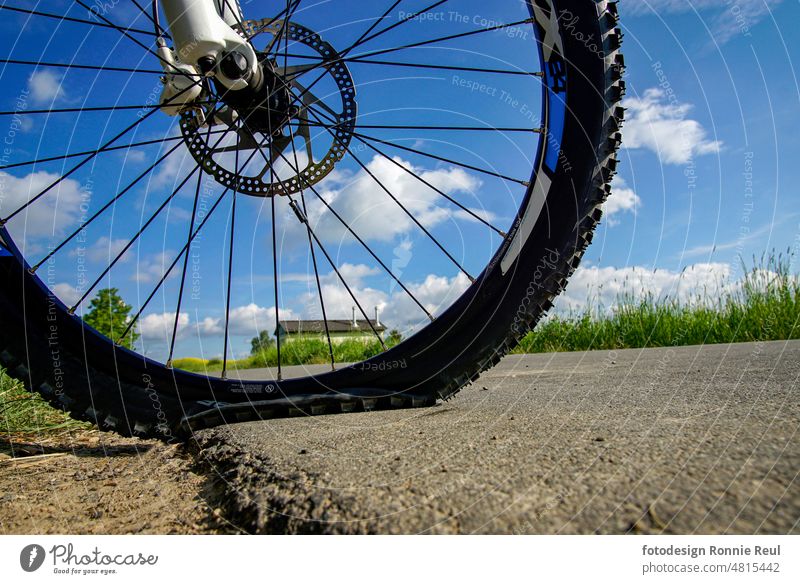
left=194, top=341, right=800, bottom=534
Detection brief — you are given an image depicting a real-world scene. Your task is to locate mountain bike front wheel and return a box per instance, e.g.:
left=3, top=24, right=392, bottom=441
left=0, top=0, right=624, bottom=440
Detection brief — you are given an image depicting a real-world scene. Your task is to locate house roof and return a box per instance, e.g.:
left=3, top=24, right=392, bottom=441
left=277, top=319, right=386, bottom=334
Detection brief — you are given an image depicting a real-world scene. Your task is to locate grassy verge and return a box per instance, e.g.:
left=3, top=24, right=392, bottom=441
left=0, top=369, right=90, bottom=439
left=514, top=255, right=799, bottom=354
left=172, top=338, right=390, bottom=373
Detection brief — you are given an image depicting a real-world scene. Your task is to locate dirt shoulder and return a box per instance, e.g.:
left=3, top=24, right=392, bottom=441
left=0, top=430, right=232, bottom=534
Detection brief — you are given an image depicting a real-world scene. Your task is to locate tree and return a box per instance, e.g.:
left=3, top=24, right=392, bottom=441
left=250, top=330, right=275, bottom=356
left=83, top=288, right=139, bottom=350
left=387, top=329, right=403, bottom=346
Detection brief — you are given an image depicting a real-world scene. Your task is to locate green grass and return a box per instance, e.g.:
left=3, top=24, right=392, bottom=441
left=172, top=338, right=391, bottom=373
left=0, top=369, right=90, bottom=437
left=514, top=254, right=800, bottom=354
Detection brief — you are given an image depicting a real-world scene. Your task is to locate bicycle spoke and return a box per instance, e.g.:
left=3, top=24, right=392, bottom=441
left=344, top=0, right=406, bottom=54
left=221, top=131, right=241, bottom=380
left=0, top=129, right=228, bottom=172
left=0, top=58, right=165, bottom=75
left=67, top=109, right=237, bottom=313
left=263, top=12, right=538, bottom=172
left=166, top=125, right=214, bottom=367
left=130, top=0, right=171, bottom=39
left=347, top=0, right=449, bottom=53
left=272, top=145, right=437, bottom=320
left=259, top=0, right=409, bottom=132
left=0, top=4, right=159, bottom=37
left=270, top=174, right=282, bottom=381
left=28, top=128, right=202, bottom=273
left=352, top=128, right=530, bottom=186
left=298, top=188, right=335, bottom=369
left=246, top=74, right=437, bottom=321
left=287, top=198, right=389, bottom=351
left=353, top=135, right=507, bottom=237
left=301, top=97, right=529, bottom=185
left=344, top=57, right=543, bottom=77
left=0, top=100, right=213, bottom=117
left=119, top=134, right=273, bottom=349
left=307, top=109, right=474, bottom=282
left=283, top=23, right=335, bottom=370
left=117, top=174, right=236, bottom=347
left=349, top=17, right=537, bottom=62
left=0, top=78, right=211, bottom=226
left=220, top=52, right=520, bottom=295
left=306, top=121, right=543, bottom=133
left=69, top=161, right=203, bottom=314
left=264, top=0, right=302, bottom=56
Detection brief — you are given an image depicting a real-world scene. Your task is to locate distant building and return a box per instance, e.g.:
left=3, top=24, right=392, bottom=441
left=275, top=307, right=386, bottom=343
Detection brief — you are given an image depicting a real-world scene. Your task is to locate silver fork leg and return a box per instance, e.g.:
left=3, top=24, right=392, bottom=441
left=159, top=0, right=257, bottom=90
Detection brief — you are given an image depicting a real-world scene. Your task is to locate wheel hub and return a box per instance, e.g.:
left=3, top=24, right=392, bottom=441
left=212, top=55, right=296, bottom=135
left=179, top=19, right=357, bottom=198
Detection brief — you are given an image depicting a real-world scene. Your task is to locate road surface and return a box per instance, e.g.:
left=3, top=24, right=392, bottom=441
left=194, top=341, right=800, bottom=534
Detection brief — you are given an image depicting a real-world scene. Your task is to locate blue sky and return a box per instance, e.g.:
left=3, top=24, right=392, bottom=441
left=0, top=0, right=798, bottom=363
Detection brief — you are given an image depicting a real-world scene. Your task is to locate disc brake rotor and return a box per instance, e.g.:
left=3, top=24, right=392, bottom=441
left=179, top=19, right=357, bottom=197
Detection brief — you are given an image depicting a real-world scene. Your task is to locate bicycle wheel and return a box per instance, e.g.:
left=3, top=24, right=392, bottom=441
left=0, top=0, right=624, bottom=440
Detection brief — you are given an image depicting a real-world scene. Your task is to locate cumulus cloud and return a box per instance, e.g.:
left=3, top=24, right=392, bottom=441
left=298, top=264, right=473, bottom=334
left=75, top=236, right=131, bottom=264
left=131, top=250, right=177, bottom=283
left=284, top=154, right=482, bottom=246
left=138, top=311, right=190, bottom=342
left=0, top=171, right=86, bottom=249
left=604, top=175, right=641, bottom=225
left=138, top=304, right=297, bottom=342
left=151, top=145, right=195, bottom=189
left=124, top=149, right=148, bottom=164
left=625, top=0, right=783, bottom=44
left=28, top=70, right=68, bottom=105
left=622, top=88, right=722, bottom=164
left=52, top=283, right=82, bottom=306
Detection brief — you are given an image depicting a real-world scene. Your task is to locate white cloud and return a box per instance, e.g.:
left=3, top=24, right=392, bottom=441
left=383, top=272, right=472, bottom=333
left=226, top=303, right=296, bottom=335
left=625, top=0, right=783, bottom=44
left=151, top=145, right=194, bottom=189
left=77, top=236, right=131, bottom=264
left=556, top=262, right=733, bottom=313
left=139, top=304, right=298, bottom=342
left=622, top=88, right=722, bottom=164
left=124, top=149, right=148, bottom=164
left=131, top=250, right=176, bottom=283
left=138, top=311, right=189, bottom=342
left=27, top=70, right=67, bottom=105
left=299, top=265, right=472, bottom=334
left=323, top=262, right=380, bottom=287
left=285, top=154, right=482, bottom=246
left=52, top=283, right=82, bottom=306
left=0, top=171, right=86, bottom=249
left=604, top=175, right=641, bottom=225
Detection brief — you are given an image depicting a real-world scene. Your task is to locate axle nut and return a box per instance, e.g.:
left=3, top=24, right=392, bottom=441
left=197, top=56, right=217, bottom=77
left=219, top=51, right=249, bottom=81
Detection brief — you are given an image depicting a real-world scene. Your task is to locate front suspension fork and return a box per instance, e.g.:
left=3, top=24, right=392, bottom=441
left=157, top=0, right=260, bottom=115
